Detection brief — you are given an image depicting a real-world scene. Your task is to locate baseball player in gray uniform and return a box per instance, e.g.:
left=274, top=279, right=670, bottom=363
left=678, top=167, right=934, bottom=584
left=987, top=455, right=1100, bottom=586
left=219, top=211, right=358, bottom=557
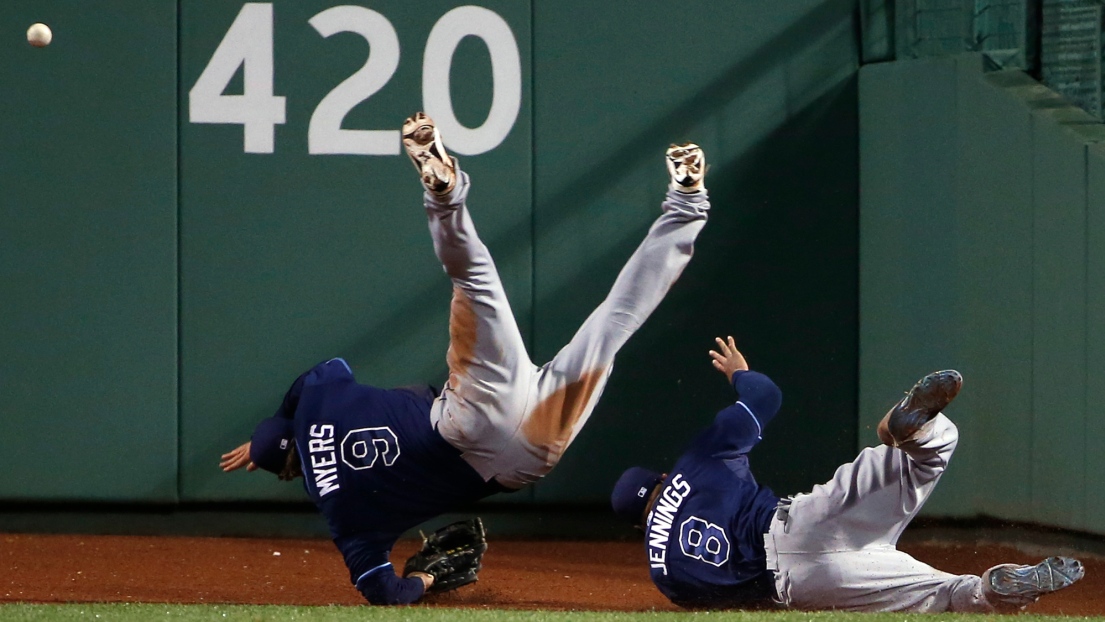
left=613, top=340, right=1085, bottom=612
left=224, top=112, right=711, bottom=604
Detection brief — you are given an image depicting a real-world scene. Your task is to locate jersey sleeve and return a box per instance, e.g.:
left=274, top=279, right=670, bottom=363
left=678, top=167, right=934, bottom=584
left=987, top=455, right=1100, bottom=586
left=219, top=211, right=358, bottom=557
left=706, top=371, right=782, bottom=456
left=336, top=534, right=425, bottom=605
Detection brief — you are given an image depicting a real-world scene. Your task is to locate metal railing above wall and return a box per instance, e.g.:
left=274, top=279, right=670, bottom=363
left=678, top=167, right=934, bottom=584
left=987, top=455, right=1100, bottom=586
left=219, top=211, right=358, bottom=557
left=862, top=0, right=1105, bottom=119
left=1041, top=0, right=1103, bottom=118
left=888, top=0, right=1039, bottom=67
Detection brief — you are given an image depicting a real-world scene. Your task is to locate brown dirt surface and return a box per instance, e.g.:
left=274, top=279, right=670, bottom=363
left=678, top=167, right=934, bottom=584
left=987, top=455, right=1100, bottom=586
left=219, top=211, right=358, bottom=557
left=1, top=533, right=1101, bottom=614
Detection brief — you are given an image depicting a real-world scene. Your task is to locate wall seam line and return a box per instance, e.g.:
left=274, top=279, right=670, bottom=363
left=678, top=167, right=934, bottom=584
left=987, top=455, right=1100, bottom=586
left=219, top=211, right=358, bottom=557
left=1083, top=144, right=1090, bottom=530
left=1028, top=113, right=1036, bottom=519
left=529, top=1, right=536, bottom=358
left=528, top=0, right=537, bottom=503
left=175, top=0, right=184, bottom=504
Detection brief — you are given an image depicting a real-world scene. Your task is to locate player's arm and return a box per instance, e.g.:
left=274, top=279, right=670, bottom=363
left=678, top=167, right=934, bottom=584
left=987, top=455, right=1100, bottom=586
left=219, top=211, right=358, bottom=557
left=220, top=367, right=311, bottom=473
left=356, top=563, right=430, bottom=605
left=707, top=336, right=782, bottom=454
left=339, top=536, right=429, bottom=605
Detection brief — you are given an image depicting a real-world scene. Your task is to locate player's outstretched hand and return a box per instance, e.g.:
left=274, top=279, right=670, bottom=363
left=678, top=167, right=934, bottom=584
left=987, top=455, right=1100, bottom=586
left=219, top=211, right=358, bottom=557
left=709, top=336, right=749, bottom=379
left=220, top=441, right=257, bottom=472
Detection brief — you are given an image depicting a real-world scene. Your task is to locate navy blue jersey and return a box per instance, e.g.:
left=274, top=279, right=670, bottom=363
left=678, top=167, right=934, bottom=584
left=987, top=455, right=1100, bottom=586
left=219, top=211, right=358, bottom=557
left=277, top=358, right=504, bottom=604
left=646, top=371, right=782, bottom=608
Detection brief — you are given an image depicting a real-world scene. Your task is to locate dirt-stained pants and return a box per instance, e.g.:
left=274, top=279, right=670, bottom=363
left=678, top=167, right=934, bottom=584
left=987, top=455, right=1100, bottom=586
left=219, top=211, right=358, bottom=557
left=426, top=163, right=709, bottom=489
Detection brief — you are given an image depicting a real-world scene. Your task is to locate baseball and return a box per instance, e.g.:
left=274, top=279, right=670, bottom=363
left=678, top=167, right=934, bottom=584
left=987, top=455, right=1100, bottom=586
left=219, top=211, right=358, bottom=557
left=27, top=23, right=52, bottom=47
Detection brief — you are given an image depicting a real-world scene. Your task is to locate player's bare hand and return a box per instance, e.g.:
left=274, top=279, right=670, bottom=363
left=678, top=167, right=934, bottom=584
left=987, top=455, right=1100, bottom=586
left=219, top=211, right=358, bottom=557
left=220, top=441, right=257, bottom=472
left=410, top=571, right=435, bottom=591
left=709, top=336, right=748, bottom=379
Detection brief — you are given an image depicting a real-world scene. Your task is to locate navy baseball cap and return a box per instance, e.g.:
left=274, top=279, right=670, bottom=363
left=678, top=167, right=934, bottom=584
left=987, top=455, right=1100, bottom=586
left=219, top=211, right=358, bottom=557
left=611, top=467, right=664, bottom=526
left=249, top=417, right=295, bottom=475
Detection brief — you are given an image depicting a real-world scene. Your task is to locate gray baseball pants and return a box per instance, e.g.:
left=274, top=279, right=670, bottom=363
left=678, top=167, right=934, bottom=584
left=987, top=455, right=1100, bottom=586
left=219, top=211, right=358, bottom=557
left=764, top=414, right=995, bottom=612
left=425, top=163, right=709, bottom=489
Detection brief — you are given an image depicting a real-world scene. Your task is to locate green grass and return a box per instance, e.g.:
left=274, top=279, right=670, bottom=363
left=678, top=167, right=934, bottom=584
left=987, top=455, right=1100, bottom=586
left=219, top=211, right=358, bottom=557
left=0, top=605, right=1101, bottom=622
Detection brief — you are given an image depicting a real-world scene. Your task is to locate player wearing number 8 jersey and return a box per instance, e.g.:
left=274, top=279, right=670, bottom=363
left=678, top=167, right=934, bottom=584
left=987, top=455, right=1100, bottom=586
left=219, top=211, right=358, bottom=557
left=220, top=112, right=712, bottom=605
left=612, top=337, right=1085, bottom=612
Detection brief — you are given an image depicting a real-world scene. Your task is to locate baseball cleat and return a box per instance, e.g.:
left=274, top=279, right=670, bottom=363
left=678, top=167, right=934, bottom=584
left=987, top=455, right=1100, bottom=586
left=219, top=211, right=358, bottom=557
left=877, top=369, right=962, bottom=446
left=983, top=556, right=1084, bottom=609
left=666, top=143, right=706, bottom=193
left=402, top=112, right=456, bottom=195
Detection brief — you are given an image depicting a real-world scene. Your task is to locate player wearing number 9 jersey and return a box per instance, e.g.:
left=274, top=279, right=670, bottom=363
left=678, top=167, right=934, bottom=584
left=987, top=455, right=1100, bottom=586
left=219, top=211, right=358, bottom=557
left=613, top=338, right=1085, bottom=612
left=220, top=113, right=713, bottom=606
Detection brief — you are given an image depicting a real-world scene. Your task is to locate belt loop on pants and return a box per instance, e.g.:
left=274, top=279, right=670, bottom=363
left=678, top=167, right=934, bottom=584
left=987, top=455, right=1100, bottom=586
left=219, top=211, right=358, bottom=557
left=775, top=496, right=794, bottom=534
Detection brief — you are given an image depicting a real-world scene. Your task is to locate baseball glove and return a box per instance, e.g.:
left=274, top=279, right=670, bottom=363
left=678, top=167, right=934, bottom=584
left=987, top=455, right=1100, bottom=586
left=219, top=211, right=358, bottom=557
left=403, top=518, right=488, bottom=594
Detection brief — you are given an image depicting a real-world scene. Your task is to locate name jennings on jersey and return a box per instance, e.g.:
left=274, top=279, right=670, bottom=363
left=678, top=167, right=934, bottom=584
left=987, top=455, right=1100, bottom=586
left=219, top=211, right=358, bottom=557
left=647, top=473, right=691, bottom=576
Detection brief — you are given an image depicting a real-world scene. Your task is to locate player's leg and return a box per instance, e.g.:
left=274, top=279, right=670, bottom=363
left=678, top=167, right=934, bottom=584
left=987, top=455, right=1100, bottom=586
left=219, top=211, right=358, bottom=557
left=485, top=145, right=710, bottom=488
left=764, top=413, right=987, bottom=612
left=402, top=113, right=535, bottom=472
left=767, top=524, right=1084, bottom=612
left=763, top=371, right=965, bottom=610
left=765, top=370, right=1084, bottom=612
left=768, top=546, right=992, bottom=612
left=774, top=370, right=963, bottom=552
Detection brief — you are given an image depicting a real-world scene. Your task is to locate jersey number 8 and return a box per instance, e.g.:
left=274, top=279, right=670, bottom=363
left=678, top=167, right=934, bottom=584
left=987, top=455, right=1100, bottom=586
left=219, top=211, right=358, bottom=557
left=679, top=516, right=731, bottom=567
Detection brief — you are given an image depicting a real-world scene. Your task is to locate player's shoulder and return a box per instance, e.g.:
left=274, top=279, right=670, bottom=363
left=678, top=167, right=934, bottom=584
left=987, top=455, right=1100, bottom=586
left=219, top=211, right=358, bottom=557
left=672, top=448, right=737, bottom=480
left=302, top=357, right=357, bottom=386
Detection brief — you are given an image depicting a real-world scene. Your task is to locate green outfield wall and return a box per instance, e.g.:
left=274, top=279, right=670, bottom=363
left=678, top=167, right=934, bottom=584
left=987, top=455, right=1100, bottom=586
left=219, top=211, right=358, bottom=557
left=860, top=54, right=1105, bottom=533
left=0, top=1, right=859, bottom=512
left=0, top=0, right=179, bottom=502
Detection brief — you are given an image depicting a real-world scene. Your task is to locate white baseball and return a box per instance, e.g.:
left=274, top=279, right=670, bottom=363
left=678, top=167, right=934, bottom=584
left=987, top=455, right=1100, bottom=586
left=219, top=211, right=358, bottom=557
left=27, top=23, right=52, bottom=48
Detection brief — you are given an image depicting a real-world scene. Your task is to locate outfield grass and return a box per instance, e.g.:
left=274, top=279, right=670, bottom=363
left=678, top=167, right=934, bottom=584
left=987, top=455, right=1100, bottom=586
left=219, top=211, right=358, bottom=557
left=0, top=604, right=1100, bottom=622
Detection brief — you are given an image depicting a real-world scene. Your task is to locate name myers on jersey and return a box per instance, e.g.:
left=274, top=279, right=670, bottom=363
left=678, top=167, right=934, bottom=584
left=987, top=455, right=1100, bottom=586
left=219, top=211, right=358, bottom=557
left=647, top=473, right=691, bottom=575
left=307, top=424, right=340, bottom=497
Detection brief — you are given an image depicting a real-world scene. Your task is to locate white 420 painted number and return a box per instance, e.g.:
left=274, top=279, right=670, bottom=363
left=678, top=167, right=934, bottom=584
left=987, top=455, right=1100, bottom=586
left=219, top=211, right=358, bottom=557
left=188, top=3, right=522, bottom=157
left=188, top=3, right=286, bottom=154
left=307, top=6, right=400, bottom=155
left=423, top=5, right=521, bottom=155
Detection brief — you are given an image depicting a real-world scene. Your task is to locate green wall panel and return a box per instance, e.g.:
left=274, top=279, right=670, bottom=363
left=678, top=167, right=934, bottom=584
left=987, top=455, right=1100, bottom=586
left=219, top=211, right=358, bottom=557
left=861, top=54, right=1105, bottom=532
left=531, top=0, right=860, bottom=503
left=1086, top=143, right=1105, bottom=531
left=1029, top=116, right=1087, bottom=529
left=954, top=68, right=1034, bottom=520
left=180, top=0, right=532, bottom=501
left=858, top=57, right=967, bottom=516
left=0, top=1, right=178, bottom=500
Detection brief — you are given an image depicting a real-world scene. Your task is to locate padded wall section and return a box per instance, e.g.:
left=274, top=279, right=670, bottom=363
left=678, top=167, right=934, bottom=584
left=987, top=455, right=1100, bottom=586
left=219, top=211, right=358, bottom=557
left=860, top=54, right=1105, bottom=530
left=1030, top=112, right=1087, bottom=528
left=531, top=0, right=861, bottom=502
left=859, top=58, right=974, bottom=516
left=1087, top=143, right=1105, bottom=531
left=952, top=69, right=1034, bottom=518
left=179, top=0, right=532, bottom=500
left=0, top=1, right=178, bottom=500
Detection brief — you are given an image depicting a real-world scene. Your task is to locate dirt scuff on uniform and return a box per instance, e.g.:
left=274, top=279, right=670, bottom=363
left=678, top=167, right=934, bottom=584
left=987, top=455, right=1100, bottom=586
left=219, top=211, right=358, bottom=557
left=523, top=369, right=606, bottom=462
left=446, top=286, right=478, bottom=393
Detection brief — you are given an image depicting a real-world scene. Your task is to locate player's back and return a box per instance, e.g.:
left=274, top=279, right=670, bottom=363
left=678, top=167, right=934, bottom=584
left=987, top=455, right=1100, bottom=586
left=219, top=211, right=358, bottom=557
left=646, top=427, right=780, bottom=608
left=289, top=359, right=502, bottom=545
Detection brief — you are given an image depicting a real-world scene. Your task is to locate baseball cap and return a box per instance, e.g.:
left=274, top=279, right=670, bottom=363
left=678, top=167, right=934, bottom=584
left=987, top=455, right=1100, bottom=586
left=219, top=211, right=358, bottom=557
left=611, top=467, right=664, bottom=526
left=249, top=417, right=295, bottom=475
